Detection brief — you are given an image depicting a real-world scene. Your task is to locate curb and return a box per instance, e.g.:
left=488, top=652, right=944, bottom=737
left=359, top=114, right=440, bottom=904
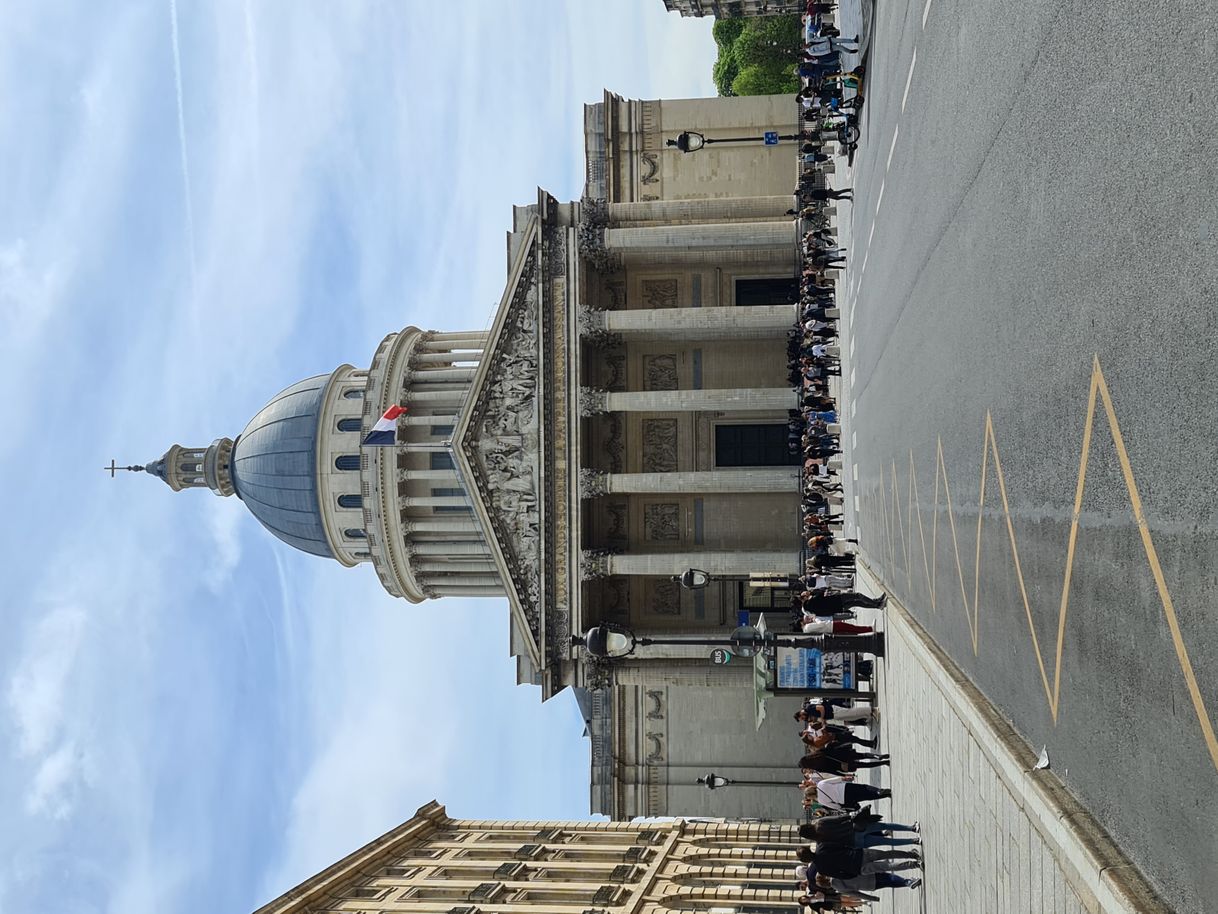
left=859, top=559, right=1172, bottom=914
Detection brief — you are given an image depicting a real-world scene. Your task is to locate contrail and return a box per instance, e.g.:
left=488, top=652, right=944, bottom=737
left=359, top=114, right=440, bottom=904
left=168, top=0, right=199, bottom=293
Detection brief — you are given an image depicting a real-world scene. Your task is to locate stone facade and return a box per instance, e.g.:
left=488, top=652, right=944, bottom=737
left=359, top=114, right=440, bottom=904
left=252, top=801, right=806, bottom=914
left=146, top=92, right=805, bottom=821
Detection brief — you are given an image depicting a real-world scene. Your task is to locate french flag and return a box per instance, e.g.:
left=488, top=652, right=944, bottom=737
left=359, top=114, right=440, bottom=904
left=362, top=404, right=408, bottom=446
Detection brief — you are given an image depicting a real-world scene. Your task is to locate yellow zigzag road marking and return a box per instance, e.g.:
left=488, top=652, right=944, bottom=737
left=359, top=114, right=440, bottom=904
left=869, top=355, right=1218, bottom=773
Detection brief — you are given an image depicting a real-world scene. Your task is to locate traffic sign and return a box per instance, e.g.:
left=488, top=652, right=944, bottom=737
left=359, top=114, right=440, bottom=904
left=764, top=131, right=779, bottom=145
left=711, top=648, right=733, bottom=665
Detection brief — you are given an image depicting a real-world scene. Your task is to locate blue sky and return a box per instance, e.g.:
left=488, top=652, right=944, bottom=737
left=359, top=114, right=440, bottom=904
left=0, top=3, right=714, bottom=912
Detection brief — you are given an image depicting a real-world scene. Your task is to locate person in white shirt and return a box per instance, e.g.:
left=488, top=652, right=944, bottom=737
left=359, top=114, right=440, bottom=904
left=801, top=616, right=875, bottom=636
left=802, top=773, right=890, bottom=811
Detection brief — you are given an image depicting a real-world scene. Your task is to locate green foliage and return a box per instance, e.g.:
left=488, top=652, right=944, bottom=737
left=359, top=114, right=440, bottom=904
left=713, top=46, right=740, bottom=96
left=712, top=17, right=746, bottom=47
left=731, top=62, right=799, bottom=97
left=711, top=14, right=803, bottom=96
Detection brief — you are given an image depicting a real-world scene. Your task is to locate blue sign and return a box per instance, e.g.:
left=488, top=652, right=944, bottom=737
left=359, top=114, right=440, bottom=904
left=776, top=647, right=853, bottom=689
left=764, top=131, right=779, bottom=145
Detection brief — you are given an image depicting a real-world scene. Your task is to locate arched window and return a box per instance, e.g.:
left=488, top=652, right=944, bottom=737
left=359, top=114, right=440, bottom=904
left=345, top=528, right=367, bottom=539
left=353, top=551, right=371, bottom=558
left=338, top=494, right=362, bottom=509
left=337, top=418, right=362, bottom=432
left=343, top=388, right=364, bottom=399
left=335, top=454, right=361, bottom=471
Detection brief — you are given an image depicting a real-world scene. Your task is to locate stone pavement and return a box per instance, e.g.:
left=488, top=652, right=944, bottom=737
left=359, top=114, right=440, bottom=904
left=852, top=563, right=1170, bottom=914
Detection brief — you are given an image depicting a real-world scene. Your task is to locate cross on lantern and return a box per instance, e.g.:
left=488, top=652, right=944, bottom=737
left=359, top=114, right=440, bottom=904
left=104, top=459, right=145, bottom=477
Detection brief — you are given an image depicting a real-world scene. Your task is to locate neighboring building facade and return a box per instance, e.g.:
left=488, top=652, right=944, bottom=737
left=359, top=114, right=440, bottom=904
left=143, top=91, right=804, bottom=820
left=661, top=0, right=806, bottom=18
left=253, top=801, right=805, bottom=914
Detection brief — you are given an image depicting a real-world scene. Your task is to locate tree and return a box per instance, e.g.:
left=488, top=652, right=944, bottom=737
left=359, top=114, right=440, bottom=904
left=731, top=62, right=799, bottom=97
left=713, top=47, right=740, bottom=96
left=712, top=17, right=746, bottom=47
left=711, top=14, right=803, bottom=97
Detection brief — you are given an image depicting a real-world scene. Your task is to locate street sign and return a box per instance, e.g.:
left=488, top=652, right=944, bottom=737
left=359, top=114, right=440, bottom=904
left=764, top=131, right=779, bottom=145
left=711, top=648, right=733, bottom=665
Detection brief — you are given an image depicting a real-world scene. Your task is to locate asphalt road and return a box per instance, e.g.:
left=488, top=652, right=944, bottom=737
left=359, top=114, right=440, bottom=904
left=838, top=1, right=1218, bottom=910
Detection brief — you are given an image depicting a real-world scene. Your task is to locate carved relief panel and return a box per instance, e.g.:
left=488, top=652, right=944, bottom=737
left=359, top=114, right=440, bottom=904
left=642, top=354, right=679, bottom=391
left=645, top=578, right=683, bottom=615
left=640, top=278, right=679, bottom=309
left=643, top=503, right=681, bottom=543
left=641, top=418, right=678, bottom=473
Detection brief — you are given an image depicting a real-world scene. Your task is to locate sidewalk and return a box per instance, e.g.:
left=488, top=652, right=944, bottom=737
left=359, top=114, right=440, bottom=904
left=854, top=563, right=1170, bottom=914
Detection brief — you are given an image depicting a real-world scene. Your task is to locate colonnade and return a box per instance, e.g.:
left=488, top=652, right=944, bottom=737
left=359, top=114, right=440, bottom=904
left=577, top=207, right=802, bottom=579
left=399, top=330, right=506, bottom=599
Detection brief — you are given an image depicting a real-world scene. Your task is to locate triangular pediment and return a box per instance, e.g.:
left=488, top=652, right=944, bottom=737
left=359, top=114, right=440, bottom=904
left=451, top=215, right=545, bottom=667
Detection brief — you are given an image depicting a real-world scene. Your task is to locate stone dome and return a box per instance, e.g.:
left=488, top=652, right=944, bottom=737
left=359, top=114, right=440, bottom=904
left=229, top=374, right=336, bottom=558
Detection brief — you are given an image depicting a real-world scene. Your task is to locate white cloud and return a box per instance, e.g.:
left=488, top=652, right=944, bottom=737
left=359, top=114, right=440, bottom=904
left=6, top=605, right=87, bottom=759
left=202, top=497, right=245, bottom=591
left=26, top=741, right=90, bottom=819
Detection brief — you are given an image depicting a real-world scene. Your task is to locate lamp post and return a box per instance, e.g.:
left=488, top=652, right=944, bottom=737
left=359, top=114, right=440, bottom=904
left=666, top=130, right=800, bottom=153
left=698, top=771, right=791, bottom=790
left=673, top=568, right=712, bottom=590
left=571, top=621, right=883, bottom=660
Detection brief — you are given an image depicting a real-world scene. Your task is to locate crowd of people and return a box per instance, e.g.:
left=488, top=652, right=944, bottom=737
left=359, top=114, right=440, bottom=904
left=796, top=1, right=868, bottom=161
left=778, top=6, right=923, bottom=910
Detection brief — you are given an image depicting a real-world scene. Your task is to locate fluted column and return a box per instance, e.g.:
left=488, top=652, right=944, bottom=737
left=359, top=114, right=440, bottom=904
left=401, top=413, right=459, bottom=425
left=416, top=559, right=500, bottom=574
left=396, top=442, right=453, bottom=453
left=429, top=585, right=505, bottom=598
left=411, top=367, right=477, bottom=383
left=425, top=573, right=502, bottom=588
left=582, top=305, right=795, bottom=342
left=603, top=220, right=795, bottom=254
left=413, top=351, right=481, bottom=364
left=580, top=387, right=797, bottom=416
left=590, top=551, right=798, bottom=577
left=412, top=540, right=492, bottom=556
left=428, top=330, right=489, bottom=343
left=401, top=495, right=468, bottom=508
left=406, top=389, right=468, bottom=406
left=403, top=470, right=461, bottom=483
left=607, top=196, right=793, bottom=226
left=421, top=340, right=486, bottom=353
left=580, top=468, right=798, bottom=497
left=408, top=518, right=482, bottom=534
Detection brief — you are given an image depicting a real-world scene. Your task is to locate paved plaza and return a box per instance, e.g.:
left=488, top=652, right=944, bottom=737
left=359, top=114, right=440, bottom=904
left=854, top=566, right=1166, bottom=914
left=833, top=0, right=1218, bottom=909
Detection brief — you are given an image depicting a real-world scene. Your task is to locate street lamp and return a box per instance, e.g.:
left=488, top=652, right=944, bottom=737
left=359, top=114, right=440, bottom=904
left=666, top=130, right=800, bottom=153
left=571, top=622, right=883, bottom=660
left=698, top=771, right=790, bottom=790
left=673, top=568, right=712, bottom=590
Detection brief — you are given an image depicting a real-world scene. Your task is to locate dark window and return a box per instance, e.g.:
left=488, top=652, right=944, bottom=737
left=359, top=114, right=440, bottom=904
left=735, top=276, right=798, bottom=306
left=430, top=424, right=455, bottom=437
left=335, top=454, right=361, bottom=471
left=345, top=528, right=367, bottom=539
left=432, top=486, right=470, bottom=514
left=740, top=582, right=787, bottom=612
left=343, top=388, right=364, bottom=399
left=337, top=417, right=362, bottom=432
left=338, top=494, right=362, bottom=509
left=715, top=424, right=798, bottom=467
left=430, top=451, right=455, bottom=470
